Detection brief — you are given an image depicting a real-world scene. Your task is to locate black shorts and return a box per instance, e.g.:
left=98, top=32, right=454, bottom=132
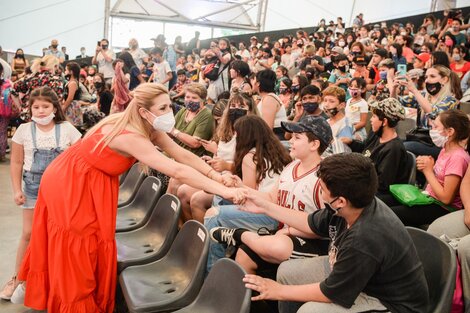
left=239, top=235, right=329, bottom=272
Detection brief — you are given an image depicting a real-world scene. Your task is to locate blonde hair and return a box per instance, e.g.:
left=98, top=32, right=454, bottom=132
left=185, top=83, right=207, bottom=100
left=428, top=65, right=453, bottom=104
left=31, top=55, right=60, bottom=74
left=85, top=83, right=169, bottom=173
left=322, top=86, right=346, bottom=103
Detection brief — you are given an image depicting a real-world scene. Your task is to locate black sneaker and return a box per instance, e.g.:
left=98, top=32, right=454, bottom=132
left=210, top=227, right=239, bottom=246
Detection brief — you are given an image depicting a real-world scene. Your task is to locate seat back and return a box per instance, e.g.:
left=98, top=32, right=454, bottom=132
left=174, top=258, right=251, bottom=313
left=396, top=118, right=416, bottom=140
left=406, top=227, right=457, bottom=313
left=116, top=177, right=162, bottom=232
left=118, top=163, right=145, bottom=207
left=459, top=101, right=470, bottom=115
left=406, top=151, right=417, bottom=185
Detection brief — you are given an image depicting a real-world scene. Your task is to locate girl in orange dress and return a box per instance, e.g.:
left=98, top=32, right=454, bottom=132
left=18, top=83, right=243, bottom=312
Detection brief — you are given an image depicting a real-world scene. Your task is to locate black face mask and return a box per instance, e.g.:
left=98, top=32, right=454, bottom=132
left=228, top=108, right=248, bottom=123
left=51, top=44, right=58, bottom=49
left=326, top=107, right=339, bottom=117
left=291, top=85, right=300, bottom=93
left=303, top=102, right=319, bottom=114
left=16, top=54, right=24, bottom=58
left=324, top=200, right=341, bottom=216
left=338, top=65, right=347, bottom=72
left=426, top=82, right=442, bottom=96
left=94, top=82, right=103, bottom=89
left=64, top=74, right=71, bottom=80
left=101, top=45, right=108, bottom=50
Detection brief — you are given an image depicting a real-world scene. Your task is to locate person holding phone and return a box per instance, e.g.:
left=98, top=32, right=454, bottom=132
left=92, top=39, right=115, bottom=84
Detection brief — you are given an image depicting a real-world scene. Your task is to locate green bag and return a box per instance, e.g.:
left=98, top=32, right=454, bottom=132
left=389, top=184, right=457, bottom=212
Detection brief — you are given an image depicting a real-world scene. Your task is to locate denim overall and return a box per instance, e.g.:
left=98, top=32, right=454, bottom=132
left=22, top=123, right=62, bottom=207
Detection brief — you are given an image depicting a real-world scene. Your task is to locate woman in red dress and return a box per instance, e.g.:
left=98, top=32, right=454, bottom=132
left=18, top=83, right=243, bottom=312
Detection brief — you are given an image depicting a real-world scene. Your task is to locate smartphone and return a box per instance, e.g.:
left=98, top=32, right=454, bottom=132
left=397, top=64, right=407, bottom=77
left=447, top=18, right=453, bottom=25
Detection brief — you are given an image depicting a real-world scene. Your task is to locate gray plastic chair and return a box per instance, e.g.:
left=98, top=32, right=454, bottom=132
left=173, top=258, right=251, bottom=313
left=116, top=194, right=181, bottom=273
left=116, top=176, right=162, bottom=233
left=406, top=151, right=417, bottom=185
left=406, top=227, right=457, bottom=313
left=396, top=118, right=416, bottom=140
left=119, top=220, right=209, bottom=313
left=119, top=163, right=145, bottom=207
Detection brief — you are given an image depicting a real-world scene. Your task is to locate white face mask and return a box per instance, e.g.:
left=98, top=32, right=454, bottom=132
left=338, top=41, right=346, bottom=47
left=32, top=112, right=55, bottom=125
left=429, top=129, right=448, bottom=148
left=146, top=110, right=175, bottom=133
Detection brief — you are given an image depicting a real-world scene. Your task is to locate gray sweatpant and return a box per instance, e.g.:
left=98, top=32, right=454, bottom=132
left=276, top=256, right=389, bottom=313
left=428, top=210, right=470, bottom=313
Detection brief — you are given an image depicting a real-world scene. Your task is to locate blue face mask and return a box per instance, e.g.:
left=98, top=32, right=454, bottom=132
left=185, top=101, right=201, bottom=112
left=303, top=102, right=319, bottom=114
left=379, top=71, right=387, bottom=81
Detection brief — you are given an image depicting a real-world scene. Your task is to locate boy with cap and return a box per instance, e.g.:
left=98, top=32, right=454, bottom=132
left=210, top=116, right=333, bottom=275
left=367, top=48, right=388, bottom=87
left=363, top=98, right=410, bottom=196
left=352, top=55, right=369, bottom=79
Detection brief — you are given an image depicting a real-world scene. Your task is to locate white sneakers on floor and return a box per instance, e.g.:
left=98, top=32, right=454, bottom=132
left=11, top=282, right=25, bottom=304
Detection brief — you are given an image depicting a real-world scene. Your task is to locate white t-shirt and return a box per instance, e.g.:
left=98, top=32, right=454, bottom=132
left=216, top=136, right=236, bottom=175
left=130, top=48, right=148, bottom=68
left=96, top=49, right=116, bottom=79
left=12, top=122, right=81, bottom=171
left=277, top=160, right=322, bottom=214
left=345, top=98, right=368, bottom=125
left=152, top=61, right=172, bottom=88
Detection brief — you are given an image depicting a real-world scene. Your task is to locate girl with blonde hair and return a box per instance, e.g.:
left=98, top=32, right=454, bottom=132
left=16, top=83, right=243, bottom=313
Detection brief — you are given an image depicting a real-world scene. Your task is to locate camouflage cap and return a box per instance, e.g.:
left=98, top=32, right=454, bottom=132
left=369, top=97, right=405, bottom=121
left=281, top=115, right=333, bottom=146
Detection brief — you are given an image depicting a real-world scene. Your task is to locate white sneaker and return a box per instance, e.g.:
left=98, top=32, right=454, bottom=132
left=10, top=282, right=25, bottom=304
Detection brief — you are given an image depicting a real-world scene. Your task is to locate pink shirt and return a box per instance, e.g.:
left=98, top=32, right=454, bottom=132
left=426, top=147, right=470, bottom=208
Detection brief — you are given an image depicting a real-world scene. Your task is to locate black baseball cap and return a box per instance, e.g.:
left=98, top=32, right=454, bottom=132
left=281, top=116, right=333, bottom=146
left=374, top=48, right=388, bottom=58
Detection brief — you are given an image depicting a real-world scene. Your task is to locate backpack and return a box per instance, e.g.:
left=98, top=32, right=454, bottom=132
left=202, top=56, right=229, bottom=81
left=0, top=81, right=13, bottom=118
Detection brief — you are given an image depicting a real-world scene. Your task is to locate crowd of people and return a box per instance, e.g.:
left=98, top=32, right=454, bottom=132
left=1, top=8, right=470, bottom=313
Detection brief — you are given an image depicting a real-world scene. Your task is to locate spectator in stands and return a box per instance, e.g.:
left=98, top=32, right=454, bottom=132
left=61, top=47, right=69, bottom=61
left=389, top=43, right=407, bottom=69
left=252, top=69, right=287, bottom=140
left=149, top=48, right=172, bottom=89
left=428, top=165, right=470, bottom=312
left=93, top=73, right=113, bottom=116
left=11, top=55, right=64, bottom=122
left=11, top=49, right=29, bottom=78
left=118, top=51, right=144, bottom=91
left=450, top=45, right=470, bottom=79
left=0, top=63, right=11, bottom=162
left=75, top=47, right=88, bottom=59
left=164, top=38, right=179, bottom=89
left=367, top=48, right=387, bottom=88
left=440, top=18, right=467, bottom=46
left=45, top=39, right=65, bottom=63
left=322, top=86, right=353, bottom=155
left=169, top=83, right=214, bottom=157
left=151, top=34, right=167, bottom=50
left=280, top=44, right=295, bottom=72
left=170, top=69, right=190, bottom=103
left=396, top=64, right=459, bottom=160
left=0, top=46, right=12, bottom=80
left=210, top=116, right=333, bottom=276
left=352, top=56, right=369, bottom=80
left=328, top=53, right=351, bottom=94
left=62, top=62, right=82, bottom=126
left=92, top=39, right=115, bottom=84
left=128, top=38, right=148, bottom=68
left=431, top=50, right=451, bottom=68
left=345, top=78, right=368, bottom=141
left=352, top=13, right=365, bottom=28
left=236, top=42, right=250, bottom=62
left=204, top=115, right=291, bottom=272
left=390, top=109, right=470, bottom=227
left=413, top=52, right=431, bottom=70
left=422, top=14, right=437, bottom=35
left=186, top=31, right=201, bottom=56
left=229, top=60, right=251, bottom=94
left=205, top=38, right=232, bottom=103
left=239, top=153, right=429, bottom=313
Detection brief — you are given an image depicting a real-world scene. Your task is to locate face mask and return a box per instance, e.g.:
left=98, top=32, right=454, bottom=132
left=452, top=26, right=460, bottom=32
left=326, top=107, right=339, bottom=117
left=51, top=44, right=58, bottom=49
left=146, top=110, right=175, bottom=132
left=65, top=74, right=71, bottom=80
left=445, top=39, right=453, bottom=47
left=338, top=65, right=347, bottom=72
left=228, top=108, right=248, bottom=123
left=81, top=50, right=86, bottom=54
left=429, top=129, right=448, bottom=148
left=348, top=88, right=360, bottom=98
left=291, top=85, right=300, bottom=93
left=453, top=54, right=461, bottom=62
left=16, top=54, right=23, bottom=58
left=426, top=82, right=442, bottom=96
left=379, top=71, right=387, bottom=81
left=32, top=112, right=55, bottom=126
left=303, top=102, right=319, bottom=113
left=185, top=100, right=201, bottom=112
left=338, top=41, right=346, bottom=47
left=325, top=197, right=341, bottom=215
left=279, top=87, right=288, bottom=94
left=101, top=45, right=108, bottom=50
left=351, top=51, right=360, bottom=56
left=94, top=82, right=103, bottom=89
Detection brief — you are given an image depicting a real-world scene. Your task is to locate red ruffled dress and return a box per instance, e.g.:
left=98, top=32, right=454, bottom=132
left=18, top=129, right=135, bottom=312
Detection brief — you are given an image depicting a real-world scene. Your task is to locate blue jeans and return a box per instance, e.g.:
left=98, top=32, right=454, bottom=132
left=204, top=204, right=278, bottom=273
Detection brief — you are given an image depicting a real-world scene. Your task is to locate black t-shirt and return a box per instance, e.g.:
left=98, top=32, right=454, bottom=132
left=362, top=134, right=409, bottom=193
left=99, top=91, right=113, bottom=116
left=307, top=198, right=429, bottom=312
left=298, top=56, right=324, bottom=71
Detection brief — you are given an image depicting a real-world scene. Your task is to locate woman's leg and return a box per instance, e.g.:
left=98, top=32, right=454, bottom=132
left=166, top=177, right=182, bottom=196
left=176, top=184, right=199, bottom=223
left=190, top=191, right=214, bottom=223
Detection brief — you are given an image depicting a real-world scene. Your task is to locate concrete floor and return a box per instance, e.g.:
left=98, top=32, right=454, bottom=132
left=0, top=152, right=28, bottom=313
